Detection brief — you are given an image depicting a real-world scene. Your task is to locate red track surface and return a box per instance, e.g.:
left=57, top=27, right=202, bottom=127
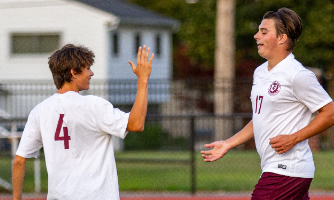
left=120, top=195, right=334, bottom=200
left=1, top=193, right=334, bottom=200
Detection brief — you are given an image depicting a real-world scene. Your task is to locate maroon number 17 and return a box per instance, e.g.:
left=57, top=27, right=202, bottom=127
left=255, top=95, right=264, bottom=114
left=54, top=114, right=71, bottom=149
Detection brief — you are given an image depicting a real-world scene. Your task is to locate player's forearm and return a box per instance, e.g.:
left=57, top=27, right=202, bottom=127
left=127, top=79, right=148, bottom=132
left=12, top=155, right=26, bottom=200
left=225, top=120, right=254, bottom=149
left=292, top=102, right=334, bottom=144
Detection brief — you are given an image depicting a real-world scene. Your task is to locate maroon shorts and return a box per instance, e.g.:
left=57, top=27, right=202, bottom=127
left=251, top=172, right=313, bottom=200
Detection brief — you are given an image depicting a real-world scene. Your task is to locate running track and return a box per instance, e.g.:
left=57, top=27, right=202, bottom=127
left=1, top=192, right=334, bottom=200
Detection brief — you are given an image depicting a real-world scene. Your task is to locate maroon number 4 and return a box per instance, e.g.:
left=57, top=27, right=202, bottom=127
left=55, top=114, right=71, bottom=149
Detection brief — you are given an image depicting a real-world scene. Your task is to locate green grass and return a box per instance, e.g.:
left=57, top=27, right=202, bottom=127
left=1, top=150, right=334, bottom=193
left=196, top=151, right=261, bottom=191
left=0, top=158, right=48, bottom=193
left=312, top=151, right=334, bottom=191
left=115, top=151, right=261, bottom=192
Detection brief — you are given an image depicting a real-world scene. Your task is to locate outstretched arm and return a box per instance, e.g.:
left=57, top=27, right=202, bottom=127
left=201, top=120, right=254, bottom=162
left=127, top=45, right=154, bottom=132
left=270, top=102, right=334, bottom=154
left=13, top=155, right=26, bottom=200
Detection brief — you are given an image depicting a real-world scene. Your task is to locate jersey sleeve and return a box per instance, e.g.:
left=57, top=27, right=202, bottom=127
left=293, top=69, right=332, bottom=113
left=94, top=97, right=129, bottom=139
left=16, top=108, right=43, bottom=158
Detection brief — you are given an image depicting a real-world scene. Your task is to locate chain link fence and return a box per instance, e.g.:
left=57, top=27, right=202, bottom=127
left=0, top=78, right=333, bottom=194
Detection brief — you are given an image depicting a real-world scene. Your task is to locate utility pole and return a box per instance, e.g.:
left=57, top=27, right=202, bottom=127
left=214, top=0, right=235, bottom=141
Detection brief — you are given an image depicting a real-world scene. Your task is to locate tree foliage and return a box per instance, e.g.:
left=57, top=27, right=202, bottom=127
left=127, top=0, right=216, bottom=78
left=236, top=0, right=334, bottom=71
left=127, top=0, right=334, bottom=77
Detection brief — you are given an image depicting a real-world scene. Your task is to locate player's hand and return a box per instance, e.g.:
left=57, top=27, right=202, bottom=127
left=201, top=140, right=230, bottom=162
left=128, top=45, right=154, bottom=81
left=269, top=134, right=297, bottom=154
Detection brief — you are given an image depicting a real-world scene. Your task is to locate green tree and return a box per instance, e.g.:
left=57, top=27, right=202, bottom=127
left=236, top=0, right=334, bottom=71
left=128, top=0, right=334, bottom=77
left=127, top=0, right=216, bottom=78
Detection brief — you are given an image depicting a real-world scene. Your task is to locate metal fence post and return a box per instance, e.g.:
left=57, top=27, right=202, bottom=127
left=190, top=116, right=196, bottom=195
left=11, top=122, right=18, bottom=158
left=34, top=157, right=41, bottom=193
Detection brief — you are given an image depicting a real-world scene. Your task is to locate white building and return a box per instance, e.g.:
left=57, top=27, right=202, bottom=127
left=0, top=0, right=179, bottom=117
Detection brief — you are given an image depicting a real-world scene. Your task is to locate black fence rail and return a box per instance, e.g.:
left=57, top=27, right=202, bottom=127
left=143, top=113, right=252, bottom=194
left=0, top=78, right=247, bottom=117
left=0, top=113, right=253, bottom=194
left=1, top=79, right=334, bottom=194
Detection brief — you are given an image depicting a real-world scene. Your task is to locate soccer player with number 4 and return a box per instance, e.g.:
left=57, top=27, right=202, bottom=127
left=12, top=44, right=154, bottom=200
left=201, top=7, right=334, bottom=199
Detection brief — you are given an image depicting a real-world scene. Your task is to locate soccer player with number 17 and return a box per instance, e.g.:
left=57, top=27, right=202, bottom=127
left=12, top=44, right=154, bottom=200
left=202, top=7, right=334, bottom=199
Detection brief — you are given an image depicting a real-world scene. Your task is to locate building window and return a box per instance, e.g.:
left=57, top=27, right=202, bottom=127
left=155, top=34, right=161, bottom=56
left=11, top=33, right=60, bottom=54
left=112, top=32, right=119, bottom=56
left=134, top=33, right=141, bottom=55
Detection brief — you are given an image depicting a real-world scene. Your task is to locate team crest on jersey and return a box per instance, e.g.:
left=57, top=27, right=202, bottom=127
left=268, top=81, right=281, bottom=96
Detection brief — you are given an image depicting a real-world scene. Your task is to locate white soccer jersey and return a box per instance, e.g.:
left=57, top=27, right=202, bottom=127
left=251, top=53, right=332, bottom=178
left=16, top=91, right=129, bottom=200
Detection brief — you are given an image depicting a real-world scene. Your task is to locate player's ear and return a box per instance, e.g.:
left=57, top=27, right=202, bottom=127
left=278, top=33, right=288, bottom=45
left=70, top=69, right=77, bottom=79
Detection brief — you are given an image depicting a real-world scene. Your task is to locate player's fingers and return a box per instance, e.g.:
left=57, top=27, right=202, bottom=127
left=204, top=143, right=214, bottom=148
left=141, top=45, right=146, bottom=63
left=145, top=47, right=150, bottom=61
left=202, top=153, right=216, bottom=160
left=274, top=145, right=285, bottom=153
left=269, top=141, right=281, bottom=148
left=200, top=150, right=212, bottom=155
left=269, top=138, right=274, bottom=145
left=204, top=157, right=216, bottom=162
left=128, top=61, right=135, bottom=72
left=269, top=136, right=280, bottom=144
left=202, top=153, right=211, bottom=159
left=277, top=150, right=285, bottom=154
left=137, top=46, right=142, bottom=65
left=148, top=53, right=154, bottom=65
left=270, top=142, right=281, bottom=149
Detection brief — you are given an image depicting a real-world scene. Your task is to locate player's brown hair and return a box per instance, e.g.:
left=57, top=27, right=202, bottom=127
left=48, top=44, right=95, bottom=89
left=263, top=7, right=302, bottom=51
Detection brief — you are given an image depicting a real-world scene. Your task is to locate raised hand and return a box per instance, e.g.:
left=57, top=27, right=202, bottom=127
left=128, top=45, right=154, bottom=81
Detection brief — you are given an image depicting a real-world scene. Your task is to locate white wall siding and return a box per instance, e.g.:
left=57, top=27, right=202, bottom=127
left=109, top=27, right=172, bottom=80
left=0, top=0, right=117, bottom=80
left=0, top=0, right=175, bottom=113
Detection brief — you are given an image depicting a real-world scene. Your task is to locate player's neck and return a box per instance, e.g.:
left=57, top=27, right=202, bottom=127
left=57, top=82, right=79, bottom=94
left=267, top=50, right=291, bottom=71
